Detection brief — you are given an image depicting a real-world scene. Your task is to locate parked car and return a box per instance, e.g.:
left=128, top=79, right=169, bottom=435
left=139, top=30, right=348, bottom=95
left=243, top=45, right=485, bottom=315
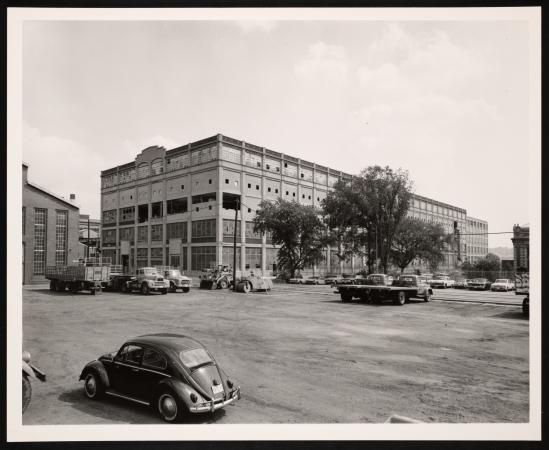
left=288, top=274, right=305, bottom=284
left=490, top=279, right=515, bottom=292
left=304, top=276, right=326, bottom=285
left=123, top=267, right=170, bottom=295
left=429, top=274, right=455, bottom=289
left=324, top=274, right=343, bottom=286
left=22, top=350, right=46, bottom=414
left=453, top=279, right=469, bottom=289
left=79, top=333, right=241, bottom=422
left=468, top=278, right=492, bottom=291
left=158, top=267, right=192, bottom=293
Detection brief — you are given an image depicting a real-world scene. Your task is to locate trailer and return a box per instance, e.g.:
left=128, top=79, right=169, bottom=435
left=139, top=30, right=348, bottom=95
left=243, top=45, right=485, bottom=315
left=515, top=272, right=529, bottom=317
left=45, top=265, right=110, bottom=294
left=337, top=274, right=432, bottom=306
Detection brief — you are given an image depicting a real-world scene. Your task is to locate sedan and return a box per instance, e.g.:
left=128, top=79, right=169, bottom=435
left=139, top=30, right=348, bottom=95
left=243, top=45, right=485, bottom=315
left=288, top=274, right=305, bottom=284
left=491, top=279, right=515, bottom=292
left=453, top=280, right=469, bottom=289
left=468, top=278, right=492, bottom=291
left=79, top=333, right=241, bottom=422
left=304, top=276, right=326, bottom=285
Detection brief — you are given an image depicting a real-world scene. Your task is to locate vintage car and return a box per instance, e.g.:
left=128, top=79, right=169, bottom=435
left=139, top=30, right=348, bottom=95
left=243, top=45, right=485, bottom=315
left=324, top=273, right=343, bottom=286
left=453, top=279, right=469, bottom=289
left=468, top=278, right=492, bottom=291
left=79, top=333, right=241, bottom=422
left=490, top=279, right=514, bottom=292
left=429, top=274, right=455, bottom=289
left=22, top=350, right=46, bottom=414
left=288, top=274, right=305, bottom=284
left=123, top=267, right=170, bottom=295
left=304, top=276, right=326, bottom=285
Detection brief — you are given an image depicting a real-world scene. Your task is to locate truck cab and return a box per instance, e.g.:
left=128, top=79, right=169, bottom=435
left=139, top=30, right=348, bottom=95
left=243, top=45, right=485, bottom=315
left=159, top=267, right=192, bottom=293
left=126, top=267, right=170, bottom=295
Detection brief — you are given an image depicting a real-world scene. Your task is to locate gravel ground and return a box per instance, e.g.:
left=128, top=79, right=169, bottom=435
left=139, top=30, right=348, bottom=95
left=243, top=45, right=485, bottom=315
left=22, top=283, right=529, bottom=424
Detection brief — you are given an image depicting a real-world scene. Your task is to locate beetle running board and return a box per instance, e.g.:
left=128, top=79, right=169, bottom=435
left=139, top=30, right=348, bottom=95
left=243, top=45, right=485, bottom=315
left=105, top=390, right=150, bottom=406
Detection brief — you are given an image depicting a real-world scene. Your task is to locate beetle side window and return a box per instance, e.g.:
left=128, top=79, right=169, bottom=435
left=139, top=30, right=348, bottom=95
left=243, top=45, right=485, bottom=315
left=143, top=348, right=168, bottom=371
left=120, top=345, right=143, bottom=366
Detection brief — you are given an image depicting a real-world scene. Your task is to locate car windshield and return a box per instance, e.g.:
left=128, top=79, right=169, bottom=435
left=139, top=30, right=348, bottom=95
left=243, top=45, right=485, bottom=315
left=367, top=275, right=384, bottom=284
left=180, top=348, right=213, bottom=370
left=433, top=275, right=449, bottom=280
left=494, top=279, right=508, bottom=283
left=473, top=278, right=487, bottom=283
left=143, top=268, right=159, bottom=276
left=168, top=270, right=182, bottom=277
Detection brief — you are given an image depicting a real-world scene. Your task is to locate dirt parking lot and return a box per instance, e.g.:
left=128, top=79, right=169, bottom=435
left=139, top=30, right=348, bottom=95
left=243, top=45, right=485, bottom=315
left=22, top=283, right=529, bottom=424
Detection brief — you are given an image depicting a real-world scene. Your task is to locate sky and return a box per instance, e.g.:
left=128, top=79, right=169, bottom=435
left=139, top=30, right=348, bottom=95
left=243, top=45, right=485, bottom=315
left=21, top=17, right=533, bottom=247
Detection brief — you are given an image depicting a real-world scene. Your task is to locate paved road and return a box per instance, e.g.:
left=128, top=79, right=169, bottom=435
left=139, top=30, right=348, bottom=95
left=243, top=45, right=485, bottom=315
left=22, top=283, right=528, bottom=425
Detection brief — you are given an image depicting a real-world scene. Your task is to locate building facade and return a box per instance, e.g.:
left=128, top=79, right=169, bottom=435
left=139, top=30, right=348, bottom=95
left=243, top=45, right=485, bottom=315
left=22, top=163, right=80, bottom=284
left=100, top=134, right=488, bottom=276
left=464, top=216, right=489, bottom=264
left=511, top=224, right=529, bottom=271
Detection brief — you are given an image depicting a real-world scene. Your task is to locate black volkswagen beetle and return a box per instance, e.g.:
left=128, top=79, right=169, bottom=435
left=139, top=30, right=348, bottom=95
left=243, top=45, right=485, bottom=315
left=79, top=333, right=241, bottom=422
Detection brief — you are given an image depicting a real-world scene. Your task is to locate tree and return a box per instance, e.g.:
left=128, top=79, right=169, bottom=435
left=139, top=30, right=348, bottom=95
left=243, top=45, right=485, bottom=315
left=461, top=254, right=501, bottom=281
left=253, top=199, right=325, bottom=279
left=323, top=165, right=413, bottom=274
left=390, top=217, right=448, bottom=273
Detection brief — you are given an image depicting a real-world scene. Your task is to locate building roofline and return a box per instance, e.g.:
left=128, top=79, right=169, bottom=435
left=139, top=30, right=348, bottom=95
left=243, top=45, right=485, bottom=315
left=26, top=181, right=80, bottom=210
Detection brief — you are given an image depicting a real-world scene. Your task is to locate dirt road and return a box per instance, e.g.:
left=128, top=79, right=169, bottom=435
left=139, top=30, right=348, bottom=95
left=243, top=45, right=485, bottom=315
left=22, top=283, right=529, bottom=424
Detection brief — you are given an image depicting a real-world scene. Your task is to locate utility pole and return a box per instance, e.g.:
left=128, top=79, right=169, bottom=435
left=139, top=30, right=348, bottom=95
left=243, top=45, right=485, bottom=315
left=233, top=199, right=239, bottom=292
left=87, top=218, right=90, bottom=259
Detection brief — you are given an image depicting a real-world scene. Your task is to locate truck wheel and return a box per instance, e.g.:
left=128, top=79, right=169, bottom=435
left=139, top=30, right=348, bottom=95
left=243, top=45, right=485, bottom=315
left=141, top=283, right=150, bottom=295
left=424, top=292, right=431, bottom=302
left=22, top=375, right=31, bottom=414
left=49, top=280, right=56, bottom=291
left=121, top=283, right=128, bottom=293
left=340, top=291, right=352, bottom=302
left=522, top=298, right=529, bottom=318
left=182, top=287, right=190, bottom=293
left=394, top=291, right=406, bottom=306
left=218, top=279, right=229, bottom=289
left=161, top=289, right=168, bottom=295
left=57, top=281, right=66, bottom=292
left=241, top=282, right=251, bottom=293
left=169, top=282, right=176, bottom=293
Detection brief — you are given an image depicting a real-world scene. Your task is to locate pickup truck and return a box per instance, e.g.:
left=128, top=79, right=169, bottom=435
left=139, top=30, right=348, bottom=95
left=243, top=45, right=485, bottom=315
left=429, top=275, right=455, bottom=289
left=123, top=267, right=170, bottom=295
left=337, top=274, right=433, bottom=305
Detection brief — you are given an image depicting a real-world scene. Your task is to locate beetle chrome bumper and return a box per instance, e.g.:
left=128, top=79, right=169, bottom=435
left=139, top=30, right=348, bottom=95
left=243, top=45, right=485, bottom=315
left=188, top=388, right=241, bottom=413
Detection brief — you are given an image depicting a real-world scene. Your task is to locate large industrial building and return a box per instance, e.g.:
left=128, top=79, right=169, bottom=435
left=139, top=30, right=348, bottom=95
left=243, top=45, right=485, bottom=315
left=464, top=216, right=489, bottom=264
left=22, top=163, right=80, bottom=284
left=100, top=134, right=489, bottom=276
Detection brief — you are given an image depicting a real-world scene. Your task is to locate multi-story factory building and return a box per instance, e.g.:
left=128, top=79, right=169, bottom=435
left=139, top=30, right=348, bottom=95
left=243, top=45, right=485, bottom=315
left=464, top=217, right=489, bottom=264
left=100, top=134, right=488, bottom=276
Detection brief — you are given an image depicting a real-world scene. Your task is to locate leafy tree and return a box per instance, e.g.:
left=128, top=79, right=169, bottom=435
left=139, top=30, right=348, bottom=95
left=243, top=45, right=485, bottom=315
left=253, top=199, right=325, bottom=279
left=323, top=165, right=413, bottom=274
left=461, top=254, right=501, bottom=281
left=390, top=217, right=448, bottom=273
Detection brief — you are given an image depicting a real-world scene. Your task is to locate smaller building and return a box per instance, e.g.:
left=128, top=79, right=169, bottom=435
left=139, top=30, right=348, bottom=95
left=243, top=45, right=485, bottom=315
left=464, top=217, right=489, bottom=264
left=22, top=163, right=80, bottom=284
left=512, top=224, right=529, bottom=272
left=78, top=214, right=100, bottom=259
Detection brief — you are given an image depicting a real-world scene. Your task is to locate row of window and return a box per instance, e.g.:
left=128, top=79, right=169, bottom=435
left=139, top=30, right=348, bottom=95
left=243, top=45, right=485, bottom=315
left=412, top=199, right=466, bottom=219
left=30, top=208, right=68, bottom=275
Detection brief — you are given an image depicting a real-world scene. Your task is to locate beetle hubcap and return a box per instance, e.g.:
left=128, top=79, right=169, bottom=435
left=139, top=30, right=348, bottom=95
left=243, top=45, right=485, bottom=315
left=159, top=394, right=177, bottom=420
left=85, top=375, right=96, bottom=397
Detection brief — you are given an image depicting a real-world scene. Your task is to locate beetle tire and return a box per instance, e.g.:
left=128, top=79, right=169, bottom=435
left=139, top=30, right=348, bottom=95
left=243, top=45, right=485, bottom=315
left=22, top=375, right=32, bottom=414
left=394, top=291, right=406, bottom=306
left=83, top=372, right=105, bottom=400
left=156, top=389, right=186, bottom=423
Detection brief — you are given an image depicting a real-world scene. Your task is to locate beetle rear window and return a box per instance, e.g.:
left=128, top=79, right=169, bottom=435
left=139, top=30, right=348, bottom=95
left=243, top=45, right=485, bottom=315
left=180, top=348, right=212, bottom=369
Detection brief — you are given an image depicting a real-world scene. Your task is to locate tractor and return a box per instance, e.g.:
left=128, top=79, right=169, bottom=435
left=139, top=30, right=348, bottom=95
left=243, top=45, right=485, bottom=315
left=199, top=264, right=233, bottom=290
left=235, top=272, right=274, bottom=293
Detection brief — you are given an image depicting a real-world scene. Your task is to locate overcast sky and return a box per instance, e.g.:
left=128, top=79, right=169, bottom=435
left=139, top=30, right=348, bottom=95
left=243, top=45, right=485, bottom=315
left=22, top=18, right=532, bottom=247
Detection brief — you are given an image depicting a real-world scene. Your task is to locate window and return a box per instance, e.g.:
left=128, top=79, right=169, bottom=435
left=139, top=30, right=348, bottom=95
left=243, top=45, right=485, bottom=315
left=245, top=247, right=262, bottom=270
left=220, top=145, right=241, bottom=163
left=137, top=248, right=148, bottom=267
left=225, top=179, right=229, bottom=184
left=266, top=164, right=270, bottom=170
left=151, top=224, right=163, bottom=242
left=191, top=246, right=216, bottom=270
left=244, top=152, right=262, bottom=168
left=119, top=169, right=136, bottom=184
left=292, top=192, right=296, bottom=197
left=55, top=211, right=69, bottom=266
left=181, top=185, right=185, bottom=190
left=120, top=345, right=143, bottom=365
left=245, top=221, right=261, bottom=242
left=102, top=174, right=117, bottom=188
left=267, top=187, right=271, bottom=192
left=33, top=209, right=47, bottom=275
left=103, top=209, right=117, bottom=225
left=248, top=208, right=252, bottom=213
left=191, top=192, right=216, bottom=204
left=286, top=191, right=289, bottom=196
left=222, top=247, right=241, bottom=268
left=138, top=204, right=148, bottom=223
left=166, top=222, right=187, bottom=243
left=191, top=219, right=216, bottom=243
left=151, top=247, right=163, bottom=265
left=248, top=183, right=252, bottom=189
left=308, top=195, right=311, bottom=200
left=151, top=202, right=163, bottom=219
left=143, top=348, right=167, bottom=370
left=102, top=229, right=116, bottom=245
left=138, top=226, right=148, bottom=243
left=209, top=179, right=212, bottom=184
left=275, top=189, right=279, bottom=194
left=167, top=154, right=190, bottom=172
left=120, top=227, right=134, bottom=244
left=223, top=219, right=241, bottom=241
left=256, top=185, right=259, bottom=190
left=190, top=145, right=217, bottom=166
left=266, top=247, right=278, bottom=271
left=302, top=194, right=305, bottom=199
left=151, top=159, right=163, bottom=176
left=137, top=163, right=149, bottom=179
left=119, top=207, right=135, bottom=224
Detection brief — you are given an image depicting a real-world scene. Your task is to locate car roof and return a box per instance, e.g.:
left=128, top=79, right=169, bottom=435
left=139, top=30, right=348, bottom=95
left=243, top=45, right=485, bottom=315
left=129, top=333, right=205, bottom=353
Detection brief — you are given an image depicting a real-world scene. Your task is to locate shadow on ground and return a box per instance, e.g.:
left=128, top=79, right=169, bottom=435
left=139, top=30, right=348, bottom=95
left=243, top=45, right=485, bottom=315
left=491, top=310, right=529, bottom=321
left=58, top=388, right=226, bottom=424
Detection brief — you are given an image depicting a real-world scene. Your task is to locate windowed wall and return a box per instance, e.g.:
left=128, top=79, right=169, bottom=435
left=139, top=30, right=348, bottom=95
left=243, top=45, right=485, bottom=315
left=245, top=221, right=261, bottom=243
left=266, top=247, right=278, bottom=272
left=222, top=246, right=241, bottom=269
left=103, top=209, right=117, bottom=225
left=33, top=209, right=47, bottom=275
left=102, top=229, right=116, bottom=245
left=55, top=210, right=68, bottom=266
left=137, top=248, right=148, bottom=268
left=151, top=224, right=163, bottom=242
left=191, top=246, right=216, bottom=270
left=245, top=247, right=262, bottom=270
left=138, top=225, right=148, bottom=243
left=167, top=198, right=187, bottom=215
left=191, top=219, right=216, bottom=243
left=119, top=207, right=135, bottom=225
left=151, top=248, right=163, bottom=266
left=166, top=222, right=187, bottom=243
left=223, top=219, right=241, bottom=242
left=119, top=227, right=134, bottom=244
